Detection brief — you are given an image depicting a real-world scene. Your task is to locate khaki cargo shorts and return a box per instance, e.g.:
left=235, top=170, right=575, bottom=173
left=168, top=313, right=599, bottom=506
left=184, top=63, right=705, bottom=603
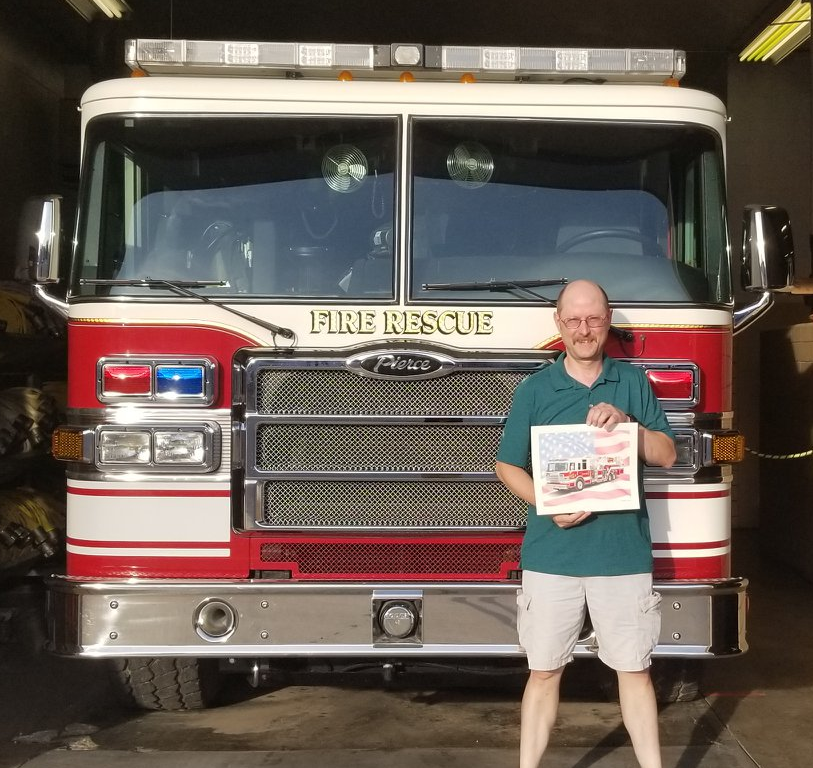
left=517, top=570, right=661, bottom=672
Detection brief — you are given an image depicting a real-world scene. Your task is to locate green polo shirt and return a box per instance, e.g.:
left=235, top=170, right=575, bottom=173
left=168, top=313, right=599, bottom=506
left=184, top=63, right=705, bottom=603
left=497, top=354, right=674, bottom=577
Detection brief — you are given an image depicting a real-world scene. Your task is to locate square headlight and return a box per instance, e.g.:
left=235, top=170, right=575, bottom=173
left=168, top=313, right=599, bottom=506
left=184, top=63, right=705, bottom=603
left=154, top=430, right=207, bottom=465
left=673, top=431, right=698, bottom=469
left=98, top=430, right=151, bottom=464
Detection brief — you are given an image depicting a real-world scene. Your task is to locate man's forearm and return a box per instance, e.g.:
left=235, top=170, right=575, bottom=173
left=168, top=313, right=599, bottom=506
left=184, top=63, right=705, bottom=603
left=495, top=460, right=537, bottom=505
left=638, top=426, right=676, bottom=468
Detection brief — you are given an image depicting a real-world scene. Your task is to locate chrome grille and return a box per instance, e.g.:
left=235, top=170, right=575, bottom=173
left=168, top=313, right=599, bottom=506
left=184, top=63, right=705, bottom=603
left=245, top=357, right=544, bottom=533
left=256, top=369, right=528, bottom=416
left=256, top=423, right=504, bottom=473
left=262, top=480, right=527, bottom=529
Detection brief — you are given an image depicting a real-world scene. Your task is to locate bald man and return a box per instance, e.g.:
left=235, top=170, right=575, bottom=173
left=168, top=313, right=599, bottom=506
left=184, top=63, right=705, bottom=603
left=496, top=280, right=676, bottom=768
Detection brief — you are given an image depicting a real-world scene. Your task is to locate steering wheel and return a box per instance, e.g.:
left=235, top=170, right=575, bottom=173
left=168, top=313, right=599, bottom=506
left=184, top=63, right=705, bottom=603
left=200, top=220, right=237, bottom=253
left=555, top=228, right=664, bottom=256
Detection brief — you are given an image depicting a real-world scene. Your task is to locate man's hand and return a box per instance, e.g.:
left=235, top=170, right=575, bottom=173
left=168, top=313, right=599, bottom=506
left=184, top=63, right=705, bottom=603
left=586, top=402, right=628, bottom=429
left=552, top=511, right=592, bottom=529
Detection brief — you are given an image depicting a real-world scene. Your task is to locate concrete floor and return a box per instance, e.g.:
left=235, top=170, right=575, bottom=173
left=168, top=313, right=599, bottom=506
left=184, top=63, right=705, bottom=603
left=1, top=529, right=811, bottom=768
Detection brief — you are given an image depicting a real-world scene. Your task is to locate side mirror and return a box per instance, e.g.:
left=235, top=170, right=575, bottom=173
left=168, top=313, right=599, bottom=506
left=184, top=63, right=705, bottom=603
left=741, top=204, right=794, bottom=291
left=16, top=195, right=62, bottom=284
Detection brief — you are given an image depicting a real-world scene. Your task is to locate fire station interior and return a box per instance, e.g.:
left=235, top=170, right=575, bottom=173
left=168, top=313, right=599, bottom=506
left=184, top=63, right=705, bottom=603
left=1, top=0, right=813, bottom=763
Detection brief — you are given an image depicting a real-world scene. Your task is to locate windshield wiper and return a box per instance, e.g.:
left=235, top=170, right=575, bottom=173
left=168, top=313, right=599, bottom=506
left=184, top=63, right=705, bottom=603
left=421, top=277, right=633, bottom=342
left=81, top=278, right=295, bottom=341
left=422, top=277, right=566, bottom=305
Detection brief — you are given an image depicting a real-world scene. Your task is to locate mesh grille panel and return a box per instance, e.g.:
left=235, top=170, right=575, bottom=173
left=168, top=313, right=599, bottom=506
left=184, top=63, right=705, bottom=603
left=257, top=423, right=504, bottom=473
left=258, top=539, right=521, bottom=579
left=256, top=368, right=528, bottom=417
left=263, top=480, right=527, bottom=528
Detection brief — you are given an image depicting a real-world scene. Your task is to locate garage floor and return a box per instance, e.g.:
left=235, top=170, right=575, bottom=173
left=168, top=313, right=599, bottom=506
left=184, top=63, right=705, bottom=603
left=1, top=529, right=810, bottom=768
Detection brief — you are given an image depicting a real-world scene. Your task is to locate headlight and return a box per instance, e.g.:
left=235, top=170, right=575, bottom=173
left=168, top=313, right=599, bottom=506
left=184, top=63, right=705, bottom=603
left=154, top=430, right=206, bottom=464
left=98, top=430, right=151, bottom=463
left=673, top=432, right=698, bottom=469
left=96, top=424, right=219, bottom=471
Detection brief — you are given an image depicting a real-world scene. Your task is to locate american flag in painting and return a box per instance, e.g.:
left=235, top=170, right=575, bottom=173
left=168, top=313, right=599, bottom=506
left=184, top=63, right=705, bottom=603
left=534, top=427, right=631, bottom=464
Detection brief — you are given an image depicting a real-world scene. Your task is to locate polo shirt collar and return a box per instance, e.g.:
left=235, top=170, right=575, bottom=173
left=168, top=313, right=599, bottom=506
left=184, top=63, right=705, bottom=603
left=550, top=353, right=621, bottom=390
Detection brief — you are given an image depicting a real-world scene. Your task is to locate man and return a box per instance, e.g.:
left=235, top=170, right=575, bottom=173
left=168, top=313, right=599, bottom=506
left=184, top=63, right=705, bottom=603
left=496, top=280, right=676, bottom=768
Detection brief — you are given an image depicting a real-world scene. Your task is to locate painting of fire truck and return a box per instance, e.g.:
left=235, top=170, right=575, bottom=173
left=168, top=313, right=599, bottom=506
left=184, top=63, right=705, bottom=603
left=545, top=454, right=623, bottom=492
left=530, top=423, right=639, bottom=514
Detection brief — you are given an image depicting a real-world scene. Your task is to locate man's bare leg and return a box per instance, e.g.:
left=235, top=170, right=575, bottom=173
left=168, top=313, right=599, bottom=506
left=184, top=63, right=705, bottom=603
left=617, top=669, right=662, bottom=768
left=519, top=666, right=564, bottom=768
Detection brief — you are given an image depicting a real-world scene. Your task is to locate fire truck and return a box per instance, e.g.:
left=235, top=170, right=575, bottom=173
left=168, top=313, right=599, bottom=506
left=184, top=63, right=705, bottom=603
left=546, top=455, right=622, bottom=492
left=23, top=40, right=794, bottom=709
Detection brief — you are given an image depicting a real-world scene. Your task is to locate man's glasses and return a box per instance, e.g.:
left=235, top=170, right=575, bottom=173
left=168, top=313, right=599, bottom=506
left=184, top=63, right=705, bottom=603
left=559, top=315, right=608, bottom=329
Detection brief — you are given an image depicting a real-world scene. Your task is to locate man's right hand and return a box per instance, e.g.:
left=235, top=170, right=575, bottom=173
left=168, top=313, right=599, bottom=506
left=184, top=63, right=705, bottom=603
left=551, top=511, right=592, bottom=529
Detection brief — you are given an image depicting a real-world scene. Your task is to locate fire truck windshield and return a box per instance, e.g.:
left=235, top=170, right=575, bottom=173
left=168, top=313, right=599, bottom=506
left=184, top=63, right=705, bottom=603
left=72, top=113, right=729, bottom=305
left=410, top=118, right=730, bottom=305
left=72, top=115, right=398, bottom=300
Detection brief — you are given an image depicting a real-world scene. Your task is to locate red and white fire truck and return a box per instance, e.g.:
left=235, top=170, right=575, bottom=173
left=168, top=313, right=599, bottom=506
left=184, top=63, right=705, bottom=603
left=24, top=40, right=794, bottom=708
left=546, top=456, right=622, bottom=492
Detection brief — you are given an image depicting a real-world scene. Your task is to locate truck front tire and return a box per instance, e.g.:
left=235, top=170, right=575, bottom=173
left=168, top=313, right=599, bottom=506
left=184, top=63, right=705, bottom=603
left=598, top=658, right=702, bottom=703
left=110, top=657, right=221, bottom=710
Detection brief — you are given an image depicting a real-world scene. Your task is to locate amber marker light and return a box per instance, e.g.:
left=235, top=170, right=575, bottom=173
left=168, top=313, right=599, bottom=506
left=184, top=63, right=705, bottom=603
left=663, top=77, right=680, bottom=87
left=460, top=72, right=476, bottom=83
left=130, top=68, right=147, bottom=77
left=399, top=71, right=415, bottom=82
left=338, top=70, right=353, bottom=81
left=711, top=433, right=746, bottom=463
left=52, top=427, right=87, bottom=462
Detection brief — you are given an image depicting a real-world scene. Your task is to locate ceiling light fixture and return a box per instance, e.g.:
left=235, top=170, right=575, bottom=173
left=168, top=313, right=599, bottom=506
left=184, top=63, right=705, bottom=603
left=739, top=0, right=811, bottom=63
left=64, top=0, right=131, bottom=21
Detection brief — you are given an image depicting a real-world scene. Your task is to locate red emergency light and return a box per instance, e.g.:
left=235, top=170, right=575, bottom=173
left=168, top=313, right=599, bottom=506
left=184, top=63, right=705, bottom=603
left=644, top=367, right=697, bottom=403
left=101, top=364, right=152, bottom=396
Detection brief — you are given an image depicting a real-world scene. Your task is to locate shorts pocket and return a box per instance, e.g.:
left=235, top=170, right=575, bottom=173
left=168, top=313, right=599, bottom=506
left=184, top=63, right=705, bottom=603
left=516, top=590, right=532, bottom=650
left=639, top=590, right=662, bottom=651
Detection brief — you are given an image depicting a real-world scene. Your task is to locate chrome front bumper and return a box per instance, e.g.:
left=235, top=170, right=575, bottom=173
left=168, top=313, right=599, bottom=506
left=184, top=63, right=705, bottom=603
left=47, top=576, right=747, bottom=659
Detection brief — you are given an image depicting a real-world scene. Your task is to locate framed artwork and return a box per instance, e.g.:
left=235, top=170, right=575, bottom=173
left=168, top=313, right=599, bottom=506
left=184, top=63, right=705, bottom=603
left=530, top=423, right=639, bottom=515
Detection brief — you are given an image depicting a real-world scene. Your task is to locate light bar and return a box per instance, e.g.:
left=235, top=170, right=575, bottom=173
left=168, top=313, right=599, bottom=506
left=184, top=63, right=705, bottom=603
left=125, top=39, right=685, bottom=82
left=440, top=46, right=686, bottom=80
left=739, top=1, right=811, bottom=63
left=126, top=39, right=379, bottom=75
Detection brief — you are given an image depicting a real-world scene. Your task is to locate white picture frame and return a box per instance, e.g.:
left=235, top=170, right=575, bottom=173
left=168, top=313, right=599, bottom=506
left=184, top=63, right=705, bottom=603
left=529, top=423, right=639, bottom=515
